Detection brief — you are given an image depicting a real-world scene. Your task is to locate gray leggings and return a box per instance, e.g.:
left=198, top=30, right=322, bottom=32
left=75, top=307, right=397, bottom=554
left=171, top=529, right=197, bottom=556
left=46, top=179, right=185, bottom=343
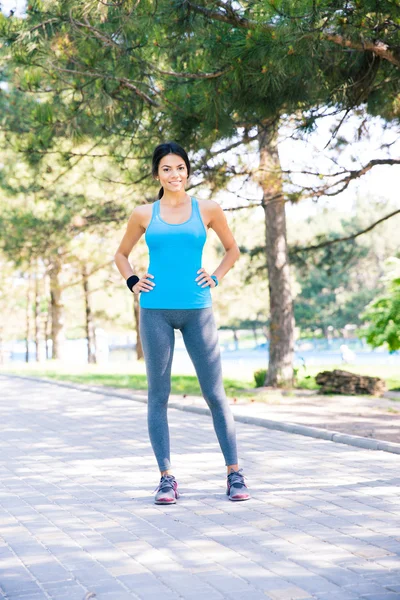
left=139, top=307, right=238, bottom=471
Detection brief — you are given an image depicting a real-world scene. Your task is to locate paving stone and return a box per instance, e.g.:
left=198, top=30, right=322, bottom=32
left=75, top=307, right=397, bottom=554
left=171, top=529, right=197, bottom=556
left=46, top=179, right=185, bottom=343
left=4, top=594, right=49, bottom=600
left=360, top=594, right=400, bottom=600
left=345, top=582, right=394, bottom=595
left=100, top=594, right=138, bottom=600
left=316, top=592, right=360, bottom=600
left=0, top=578, right=44, bottom=597
left=48, top=586, right=92, bottom=600
left=266, top=586, right=313, bottom=599
left=385, top=585, right=400, bottom=593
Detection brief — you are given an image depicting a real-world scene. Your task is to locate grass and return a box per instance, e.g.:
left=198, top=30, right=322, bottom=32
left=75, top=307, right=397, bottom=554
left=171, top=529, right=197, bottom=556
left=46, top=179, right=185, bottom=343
left=0, top=363, right=253, bottom=397
left=2, top=361, right=399, bottom=398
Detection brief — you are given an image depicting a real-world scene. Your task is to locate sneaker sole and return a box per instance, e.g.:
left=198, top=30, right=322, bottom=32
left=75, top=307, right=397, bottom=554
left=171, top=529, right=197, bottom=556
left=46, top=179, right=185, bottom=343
left=228, top=495, right=251, bottom=501
left=154, top=490, right=179, bottom=505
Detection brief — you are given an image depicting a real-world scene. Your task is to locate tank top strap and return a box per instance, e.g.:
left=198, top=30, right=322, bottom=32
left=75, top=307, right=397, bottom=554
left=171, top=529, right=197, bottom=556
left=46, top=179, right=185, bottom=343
left=193, top=197, right=202, bottom=221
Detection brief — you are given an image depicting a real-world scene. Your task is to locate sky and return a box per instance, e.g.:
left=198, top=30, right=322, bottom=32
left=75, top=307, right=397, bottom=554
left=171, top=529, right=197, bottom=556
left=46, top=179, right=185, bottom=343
left=0, top=0, right=25, bottom=17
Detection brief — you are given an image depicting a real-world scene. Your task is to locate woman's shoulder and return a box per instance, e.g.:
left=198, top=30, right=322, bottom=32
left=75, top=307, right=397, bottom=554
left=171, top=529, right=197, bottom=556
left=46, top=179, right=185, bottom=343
left=195, top=197, right=220, bottom=213
left=196, top=198, right=223, bottom=217
left=195, top=198, right=222, bottom=229
left=129, top=201, right=156, bottom=230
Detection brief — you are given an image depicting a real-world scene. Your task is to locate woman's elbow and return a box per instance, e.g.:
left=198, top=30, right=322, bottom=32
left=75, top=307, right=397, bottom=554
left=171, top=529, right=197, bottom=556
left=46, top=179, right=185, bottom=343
left=114, top=250, right=124, bottom=264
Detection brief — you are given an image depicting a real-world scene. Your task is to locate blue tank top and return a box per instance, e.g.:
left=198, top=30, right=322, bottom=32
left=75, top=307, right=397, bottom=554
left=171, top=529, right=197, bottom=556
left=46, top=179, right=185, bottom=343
left=140, top=196, right=212, bottom=309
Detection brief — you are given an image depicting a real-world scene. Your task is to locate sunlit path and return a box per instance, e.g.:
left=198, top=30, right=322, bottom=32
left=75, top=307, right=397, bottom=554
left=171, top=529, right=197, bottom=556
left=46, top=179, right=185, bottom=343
left=0, top=375, right=399, bottom=600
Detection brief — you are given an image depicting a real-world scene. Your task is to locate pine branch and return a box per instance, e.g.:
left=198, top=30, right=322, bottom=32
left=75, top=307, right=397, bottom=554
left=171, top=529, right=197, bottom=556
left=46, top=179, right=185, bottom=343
left=186, top=2, right=400, bottom=68
left=62, top=261, right=114, bottom=290
left=46, top=138, right=105, bottom=188
left=292, top=209, right=400, bottom=253
left=224, top=202, right=262, bottom=211
left=186, top=2, right=260, bottom=30
left=155, top=66, right=233, bottom=79
left=45, top=61, right=159, bottom=107
left=68, top=16, right=232, bottom=80
left=306, top=158, right=400, bottom=199
left=324, top=34, right=400, bottom=69
left=15, top=148, right=137, bottom=159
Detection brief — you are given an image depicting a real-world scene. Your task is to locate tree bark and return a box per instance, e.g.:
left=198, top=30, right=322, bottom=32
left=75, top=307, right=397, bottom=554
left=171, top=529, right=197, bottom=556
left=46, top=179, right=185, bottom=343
left=133, top=292, right=143, bottom=360
left=34, top=266, right=41, bottom=362
left=0, top=331, right=4, bottom=364
left=25, top=274, right=31, bottom=363
left=49, top=257, right=65, bottom=360
left=43, top=272, right=51, bottom=360
left=232, top=328, right=239, bottom=350
left=82, top=263, right=97, bottom=364
left=44, top=298, right=51, bottom=360
left=252, top=325, right=258, bottom=345
left=257, top=123, right=294, bottom=386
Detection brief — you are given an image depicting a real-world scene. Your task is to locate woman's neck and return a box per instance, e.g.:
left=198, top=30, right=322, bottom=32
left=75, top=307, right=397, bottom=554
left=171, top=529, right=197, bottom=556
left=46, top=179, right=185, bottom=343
left=160, top=192, right=190, bottom=207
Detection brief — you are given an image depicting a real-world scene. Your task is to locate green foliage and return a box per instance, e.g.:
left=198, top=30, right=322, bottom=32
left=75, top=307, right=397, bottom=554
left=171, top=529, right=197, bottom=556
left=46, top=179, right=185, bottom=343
left=291, top=234, right=371, bottom=332
left=2, top=0, right=398, bottom=169
left=362, top=267, right=400, bottom=352
left=254, top=368, right=267, bottom=387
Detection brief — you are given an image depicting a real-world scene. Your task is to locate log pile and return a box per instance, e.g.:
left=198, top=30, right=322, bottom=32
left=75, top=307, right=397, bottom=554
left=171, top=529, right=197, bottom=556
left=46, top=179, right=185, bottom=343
left=315, top=369, right=387, bottom=396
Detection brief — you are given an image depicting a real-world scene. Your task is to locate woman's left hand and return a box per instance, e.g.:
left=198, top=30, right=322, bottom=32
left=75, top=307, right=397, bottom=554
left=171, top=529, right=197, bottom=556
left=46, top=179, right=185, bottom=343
left=196, top=268, right=217, bottom=288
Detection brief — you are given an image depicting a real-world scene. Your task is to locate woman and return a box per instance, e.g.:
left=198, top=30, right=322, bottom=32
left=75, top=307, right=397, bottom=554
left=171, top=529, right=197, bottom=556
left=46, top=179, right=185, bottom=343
left=114, top=141, right=250, bottom=504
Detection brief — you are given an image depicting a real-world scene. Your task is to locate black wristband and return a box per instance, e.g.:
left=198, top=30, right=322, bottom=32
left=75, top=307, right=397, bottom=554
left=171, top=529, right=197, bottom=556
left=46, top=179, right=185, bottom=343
left=126, top=275, right=140, bottom=292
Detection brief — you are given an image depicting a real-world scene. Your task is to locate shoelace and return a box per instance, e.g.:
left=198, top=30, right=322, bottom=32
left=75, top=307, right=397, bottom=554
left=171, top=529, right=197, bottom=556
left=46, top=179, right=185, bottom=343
left=227, top=469, right=247, bottom=489
left=153, top=474, right=176, bottom=494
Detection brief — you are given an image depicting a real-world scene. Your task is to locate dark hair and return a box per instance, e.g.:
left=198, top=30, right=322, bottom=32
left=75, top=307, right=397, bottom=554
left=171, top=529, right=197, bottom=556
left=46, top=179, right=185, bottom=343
left=152, top=141, right=191, bottom=199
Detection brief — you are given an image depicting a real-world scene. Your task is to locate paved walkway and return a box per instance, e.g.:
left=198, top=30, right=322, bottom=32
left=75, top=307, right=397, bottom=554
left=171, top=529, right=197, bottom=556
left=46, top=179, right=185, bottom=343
left=1, top=375, right=400, bottom=600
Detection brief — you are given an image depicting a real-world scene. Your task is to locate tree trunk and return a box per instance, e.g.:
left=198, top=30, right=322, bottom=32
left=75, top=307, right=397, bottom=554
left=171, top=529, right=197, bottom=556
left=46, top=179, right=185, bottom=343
left=25, top=274, right=31, bottom=363
left=49, top=257, right=65, bottom=360
left=232, top=328, right=239, bottom=350
left=34, top=267, right=41, bottom=362
left=44, top=308, right=51, bottom=360
left=44, top=272, right=50, bottom=360
left=82, top=263, right=97, bottom=364
left=257, top=122, right=294, bottom=386
left=133, top=292, right=143, bottom=360
left=252, top=325, right=258, bottom=345
left=0, top=330, right=4, bottom=364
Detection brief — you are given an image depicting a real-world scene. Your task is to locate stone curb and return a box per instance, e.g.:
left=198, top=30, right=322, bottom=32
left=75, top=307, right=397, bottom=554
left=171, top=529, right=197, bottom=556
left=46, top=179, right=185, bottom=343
left=3, top=373, right=400, bottom=455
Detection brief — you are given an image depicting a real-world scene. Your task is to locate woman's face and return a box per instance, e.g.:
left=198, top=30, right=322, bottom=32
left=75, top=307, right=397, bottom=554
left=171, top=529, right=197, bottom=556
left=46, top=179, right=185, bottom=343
left=157, top=153, right=188, bottom=193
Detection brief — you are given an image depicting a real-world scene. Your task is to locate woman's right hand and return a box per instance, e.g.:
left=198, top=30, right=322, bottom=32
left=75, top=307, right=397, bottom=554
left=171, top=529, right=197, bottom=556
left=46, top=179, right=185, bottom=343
left=133, top=273, right=156, bottom=294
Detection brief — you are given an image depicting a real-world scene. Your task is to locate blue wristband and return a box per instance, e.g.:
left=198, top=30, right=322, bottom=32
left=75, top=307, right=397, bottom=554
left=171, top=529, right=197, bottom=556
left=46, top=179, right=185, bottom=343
left=210, top=275, right=219, bottom=287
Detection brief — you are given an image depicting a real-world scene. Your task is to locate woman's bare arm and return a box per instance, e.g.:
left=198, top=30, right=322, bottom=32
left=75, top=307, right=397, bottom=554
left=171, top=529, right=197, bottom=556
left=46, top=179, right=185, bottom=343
left=114, top=208, right=145, bottom=279
left=208, top=201, right=240, bottom=282
left=113, top=208, right=155, bottom=294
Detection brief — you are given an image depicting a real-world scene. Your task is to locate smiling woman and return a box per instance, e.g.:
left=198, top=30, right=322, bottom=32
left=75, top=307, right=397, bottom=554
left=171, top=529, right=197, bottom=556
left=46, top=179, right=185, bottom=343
left=113, top=141, right=251, bottom=505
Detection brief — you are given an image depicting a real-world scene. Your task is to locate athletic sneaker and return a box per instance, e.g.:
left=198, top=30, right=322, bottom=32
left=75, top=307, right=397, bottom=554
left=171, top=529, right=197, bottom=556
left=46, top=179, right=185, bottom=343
left=154, top=474, right=179, bottom=505
left=226, top=468, right=251, bottom=501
